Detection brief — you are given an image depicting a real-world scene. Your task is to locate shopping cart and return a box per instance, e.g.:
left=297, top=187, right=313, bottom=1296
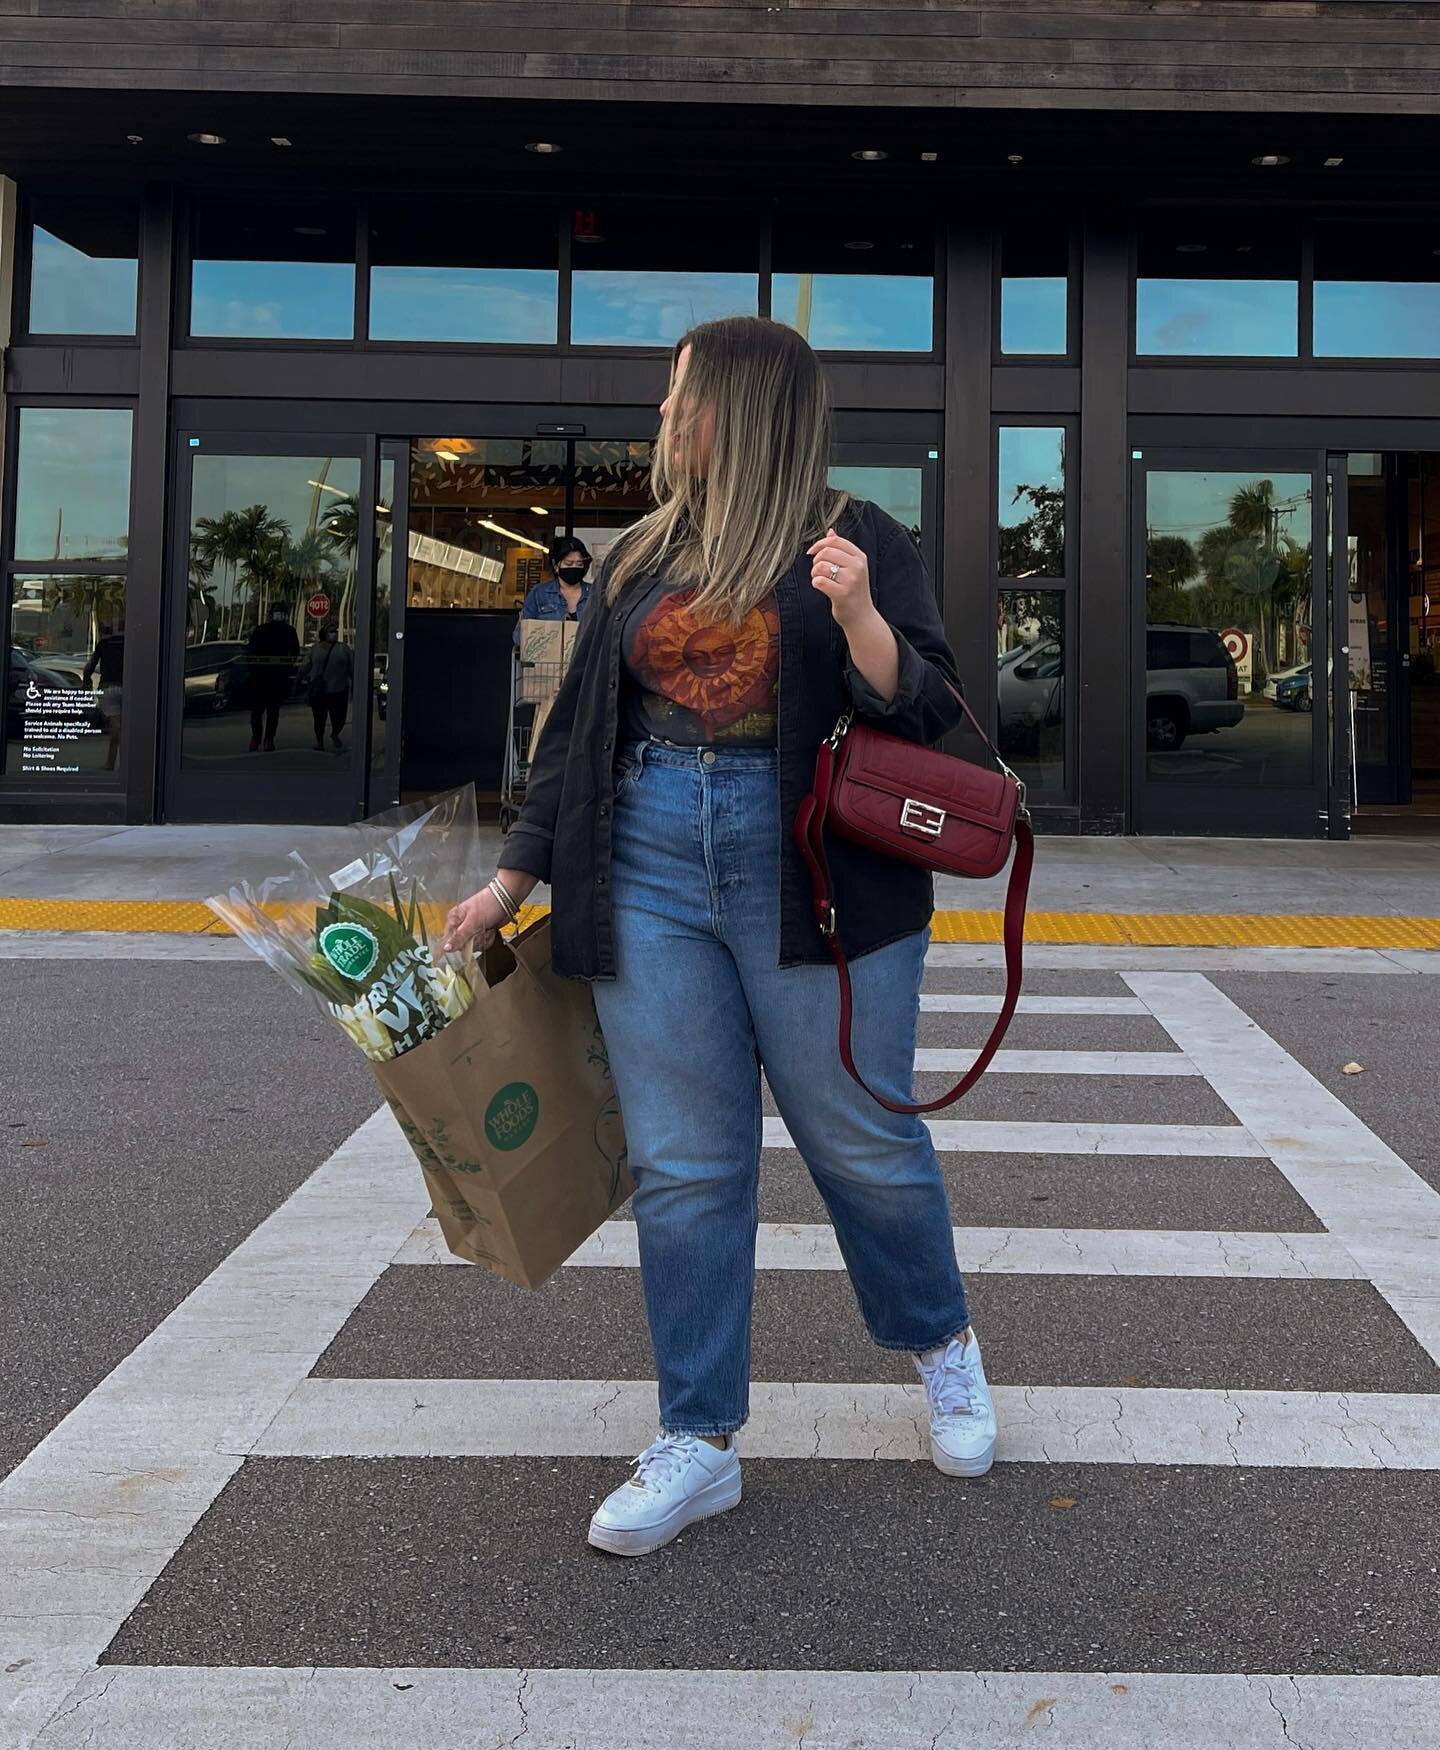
left=499, top=642, right=569, bottom=833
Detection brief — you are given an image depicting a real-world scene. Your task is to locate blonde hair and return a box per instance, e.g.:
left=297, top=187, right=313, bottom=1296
left=606, top=316, right=849, bottom=626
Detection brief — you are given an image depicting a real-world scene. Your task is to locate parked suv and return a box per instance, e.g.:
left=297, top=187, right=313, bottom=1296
left=1145, top=624, right=1244, bottom=752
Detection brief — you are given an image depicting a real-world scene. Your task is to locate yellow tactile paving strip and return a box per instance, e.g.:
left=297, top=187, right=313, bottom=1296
left=1, top=896, right=1438, bottom=951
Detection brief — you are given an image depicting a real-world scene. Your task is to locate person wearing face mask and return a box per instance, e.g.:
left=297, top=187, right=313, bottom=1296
left=514, top=538, right=593, bottom=647
left=243, top=606, right=301, bottom=753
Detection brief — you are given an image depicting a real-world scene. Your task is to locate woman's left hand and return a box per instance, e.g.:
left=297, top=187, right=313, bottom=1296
left=808, top=529, right=875, bottom=631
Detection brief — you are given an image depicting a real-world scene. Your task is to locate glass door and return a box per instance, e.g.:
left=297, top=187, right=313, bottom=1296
left=1132, top=448, right=1329, bottom=835
left=164, top=431, right=378, bottom=823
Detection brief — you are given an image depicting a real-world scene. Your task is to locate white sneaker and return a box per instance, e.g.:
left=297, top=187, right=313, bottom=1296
left=587, top=1433, right=742, bottom=1556
left=915, top=1328, right=998, bottom=1478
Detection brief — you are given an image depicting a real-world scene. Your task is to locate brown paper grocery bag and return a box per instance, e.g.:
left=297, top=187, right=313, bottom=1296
left=372, top=916, right=631, bottom=1289
left=517, top=619, right=579, bottom=702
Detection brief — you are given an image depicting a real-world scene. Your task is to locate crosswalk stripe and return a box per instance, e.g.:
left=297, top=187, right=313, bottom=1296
left=762, top=1116, right=1267, bottom=1155
left=912, top=1048, right=1196, bottom=1075
left=921, top=993, right=1151, bottom=1014
left=394, top=1219, right=1361, bottom=1279
left=31, top=1666, right=1436, bottom=1748
left=252, top=1378, right=1440, bottom=1468
left=1130, top=974, right=1440, bottom=1365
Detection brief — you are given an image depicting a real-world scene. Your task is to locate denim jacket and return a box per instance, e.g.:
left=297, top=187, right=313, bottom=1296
left=502, top=499, right=964, bottom=980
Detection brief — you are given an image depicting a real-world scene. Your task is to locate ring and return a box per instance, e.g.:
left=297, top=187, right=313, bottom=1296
left=829, top=563, right=839, bottom=581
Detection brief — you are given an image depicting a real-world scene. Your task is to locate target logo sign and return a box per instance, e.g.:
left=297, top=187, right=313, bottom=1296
left=1220, top=627, right=1249, bottom=665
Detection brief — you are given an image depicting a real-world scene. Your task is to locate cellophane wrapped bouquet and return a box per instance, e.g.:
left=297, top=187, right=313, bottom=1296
left=207, top=785, right=489, bottom=1062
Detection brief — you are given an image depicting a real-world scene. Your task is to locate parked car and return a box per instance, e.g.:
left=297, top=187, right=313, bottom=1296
left=1144, top=624, right=1244, bottom=752
left=997, top=636, right=1064, bottom=749
left=182, top=641, right=248, bottom=714
left=1274, top=664, right=1314, bottom=712
left=1263, top=660, right=1310, bottom=702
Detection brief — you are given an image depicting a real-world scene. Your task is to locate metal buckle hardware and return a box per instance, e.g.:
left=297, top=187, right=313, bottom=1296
left=819, top=904, right=837, bottom=937
left=900, top=799, right=946, bottom=837
left=826, top=710, right=854, bottom=751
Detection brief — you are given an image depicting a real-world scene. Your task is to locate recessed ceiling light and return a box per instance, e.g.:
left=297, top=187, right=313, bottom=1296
left=271, top=136, right=293, bottom=148
left=1007, top=153, right=1024, bottom=166
left=1251, top=153, right=1289, bottom=167
left=125, top=134, right=143, bottom=145
left=434, top=448, right=461, bottom=463
left=1175, top=242, right=1208, bottom=254
left=526, top=141, right=563, bottom=154
left=188, top=132, right=225, bottom=146
left=920, top=151, right=939, bottom=163
left=529, top=507, right=550, bottom=517
left=852, top=149, right=888, bottom=162
left=1323, top=156, right=1345, bottom=168
left=843, top=239, right=875, bottom=251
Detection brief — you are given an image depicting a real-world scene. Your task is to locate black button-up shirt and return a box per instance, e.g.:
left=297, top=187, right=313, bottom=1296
left=501, top=499, right=964, bottom=981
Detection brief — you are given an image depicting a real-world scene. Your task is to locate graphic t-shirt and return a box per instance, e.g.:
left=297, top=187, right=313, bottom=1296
left=621, top=579, right=780, bottom=747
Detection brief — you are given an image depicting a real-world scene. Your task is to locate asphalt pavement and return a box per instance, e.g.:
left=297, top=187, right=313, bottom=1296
left=2, top=905, right=1439, bottom=1746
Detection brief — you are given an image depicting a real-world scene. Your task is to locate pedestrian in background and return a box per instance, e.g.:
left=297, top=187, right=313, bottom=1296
left=244, top=607, right=300, bottom=753
left=514, top=537, right=593, bottom=648
left=306, top=623, right=353, bottom=753
left=445, top=316, right=993, bottom=1557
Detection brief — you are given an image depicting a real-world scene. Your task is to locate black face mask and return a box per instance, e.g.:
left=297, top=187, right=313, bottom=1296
left=557, top=565, right=587, bottom=583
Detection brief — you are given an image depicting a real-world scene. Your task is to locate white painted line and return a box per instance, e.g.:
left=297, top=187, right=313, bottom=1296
left=762, top=1116, right=1267, bottom=1156
left=253, top=1377, right=1440, bottom=1469
left=1130, top=974, right=1440, bottom=1366
left=927, top=943, right=1440, bottom=974
left=920, top=993, right=1151, bottom=1014
left=0, top=931, right=251, bottom=960
left=0, top=1105, right=421, bottom=1749
left=913, top=1047, right=1195, bottom=1076
left=395, top=1218, right=1361, bottom=1279
left=29, top=1666, right=1440, bottom=1750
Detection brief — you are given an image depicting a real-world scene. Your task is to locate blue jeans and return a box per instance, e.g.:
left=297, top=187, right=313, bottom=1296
left=592, top=740, right=970, bottom=1437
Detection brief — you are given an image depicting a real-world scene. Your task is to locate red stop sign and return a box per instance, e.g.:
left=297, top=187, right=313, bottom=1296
left=306, top=592, right=331, bottom=620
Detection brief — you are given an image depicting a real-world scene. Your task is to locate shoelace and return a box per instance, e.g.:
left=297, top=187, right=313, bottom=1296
left=629, top=1434, right=696, bottom=1491
left=923, top=1346, right=978, bottom=1420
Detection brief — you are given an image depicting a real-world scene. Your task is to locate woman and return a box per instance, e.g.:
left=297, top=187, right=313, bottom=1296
left=305, top=623, right=353, bottom=753
left=445, top=316, right=994, bottom=1558
left=514, top=537, right=592, bottom=645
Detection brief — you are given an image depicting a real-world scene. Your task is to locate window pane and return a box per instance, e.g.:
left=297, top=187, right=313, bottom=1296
left=829, top=466, right=924, bottom=543
left=998, top=589, right=1065, bottom=791
left=12, top=407, right=133, bottom=561
left=1143, top=470, right=1314, bottom=788
left=1314, top=224, right=1440, bottom=359
left=570, top=440, right=657, bottom=574
left=569, top=205, right=759, bottom=347
left=181, top=453, right=362, bottom=773
left=27, top=190, right=138, bottom=336
left=1000, top=229, right=1068, bottom=355
left=5, top=574, right=125, bottom=778
left=408, top=438, right=568, bottom=611
left=368, top=200, right=558, bottom=343
left=190, top=198, right=355, bottom=339
left=1136, top=217, right=1299, bottom=357
left=772, top=211, right=933, bottom=351
left=998, top=427, right=1065, bottom=578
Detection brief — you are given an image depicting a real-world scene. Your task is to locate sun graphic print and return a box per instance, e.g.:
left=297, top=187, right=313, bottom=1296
left=629, top=588, right=780, bottom=735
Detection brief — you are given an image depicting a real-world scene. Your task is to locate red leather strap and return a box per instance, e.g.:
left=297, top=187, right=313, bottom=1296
left=796, top=718, right=1034, bottom=1115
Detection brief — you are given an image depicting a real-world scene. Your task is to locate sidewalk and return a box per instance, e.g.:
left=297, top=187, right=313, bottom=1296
left=1, top=823, right=1438, bottom=947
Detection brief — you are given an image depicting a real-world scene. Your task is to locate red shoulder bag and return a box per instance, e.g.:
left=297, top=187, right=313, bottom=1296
left=794, top=691, right=1034, bottom=1114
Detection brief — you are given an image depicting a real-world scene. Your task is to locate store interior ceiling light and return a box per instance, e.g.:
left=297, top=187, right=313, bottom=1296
left=294, top=226, right=327, bottom=236
left=271, top=136, right=293, bottom=147
left=1252, top=154, right=1290, bottom=167
left=529, top=506, right=550, bottom=517
left=125, top=134, right=143, bottom=145
left=188, top=132, right=225, bottom=146
left=480, top=518, right=547, bottom=553
left=1175, top=243, right=1208, bottom=253
left=526, top=141, right=563, bottom=154
left=434, top=448, right=461, bottom=463
left=920, top=151, right=939, bottom=162
left=844, top=239, right=875, bottom=251
left=852, top=149, right=887, bottom=162
left=1007, top=154, right=1024, bottom=166
left=1324, top=156, right=1345, bottom=168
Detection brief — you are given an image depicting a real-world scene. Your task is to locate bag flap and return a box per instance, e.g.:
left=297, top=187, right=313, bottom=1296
left=839, top=728, right=1015, bottom=834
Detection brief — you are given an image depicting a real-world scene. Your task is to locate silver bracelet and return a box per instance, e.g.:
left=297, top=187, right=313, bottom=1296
left=488, top=876, right=521, bottom=922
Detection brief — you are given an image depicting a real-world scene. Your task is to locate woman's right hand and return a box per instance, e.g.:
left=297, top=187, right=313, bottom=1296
left=443, top=885, right=510, bottom=955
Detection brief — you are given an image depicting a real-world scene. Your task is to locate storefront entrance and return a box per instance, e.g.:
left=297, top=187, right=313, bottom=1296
left=161, top=413, right=937, bottom=824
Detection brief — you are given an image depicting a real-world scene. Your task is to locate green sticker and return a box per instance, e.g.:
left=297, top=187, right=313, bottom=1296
left=318, top=920, right=380, bottom=982
left=484, top=1082, right=540, bottom=1152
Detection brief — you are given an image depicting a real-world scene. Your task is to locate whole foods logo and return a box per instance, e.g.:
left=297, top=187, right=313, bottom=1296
left=318, top=921, right=380, bottom=983
left=484, top=1082, right=539, bottom=1152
